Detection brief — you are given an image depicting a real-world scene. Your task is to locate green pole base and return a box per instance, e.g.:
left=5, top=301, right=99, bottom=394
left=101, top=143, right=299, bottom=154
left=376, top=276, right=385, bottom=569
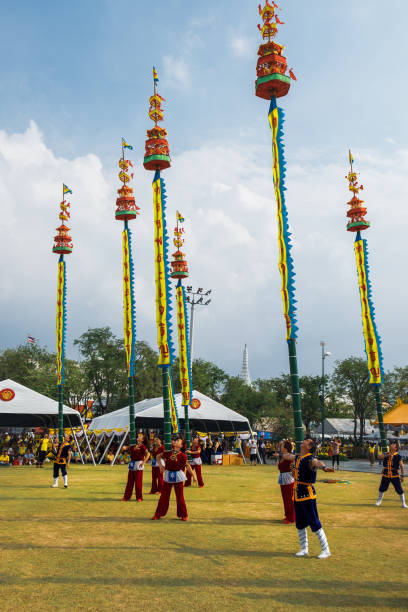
left=128, top=377, right=136, bottom=445
left=287, top=339, right=304, bottom=453
left=162, top=367, right=171, bottom=451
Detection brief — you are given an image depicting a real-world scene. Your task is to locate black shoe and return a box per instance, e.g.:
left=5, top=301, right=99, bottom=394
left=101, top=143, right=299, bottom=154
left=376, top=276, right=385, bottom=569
left=64, top=485, right=68, bottom=488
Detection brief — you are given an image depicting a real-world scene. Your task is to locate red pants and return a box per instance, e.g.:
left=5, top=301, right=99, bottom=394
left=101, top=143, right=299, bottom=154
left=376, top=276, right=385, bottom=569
left=185, top=464, right=204, bottom=487
left=280, top=482, right=295, bottom=522
left=123, top=469, right=144, bottom=500
left=154, top=481, right=187, bottom=519
left=150, top=466, right=163, bottom=494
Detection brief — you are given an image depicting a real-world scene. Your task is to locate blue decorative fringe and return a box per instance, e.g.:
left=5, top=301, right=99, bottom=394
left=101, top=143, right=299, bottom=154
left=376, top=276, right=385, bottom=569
left=355, top=232, right=384, bottom=382
left=269, top=98, right=298, bottom=340
left=154, top=170, right=175, bottom=366
left=127, top=228, right=137, bottom=377
left=59, top=255, right=66, bottom=387
left=181, top=282, right=193, bottom=405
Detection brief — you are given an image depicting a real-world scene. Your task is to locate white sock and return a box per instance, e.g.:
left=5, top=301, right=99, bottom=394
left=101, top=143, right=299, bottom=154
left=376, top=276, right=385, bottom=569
left=376, top=491, right=384, bottom=505
left=316, top=528, right=330, bottom=555
left=53, top=477, right=58, bottom=487
left=297, top=528, right=308, bottom=552
left=63, top=474, right=68, bottom=486
left=400, top=494, right=407, bottom=508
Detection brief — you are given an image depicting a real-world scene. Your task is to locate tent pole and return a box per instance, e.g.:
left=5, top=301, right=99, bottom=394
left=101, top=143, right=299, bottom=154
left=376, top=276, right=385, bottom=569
left=111, top=429, right=128, bottom=466
left=94, top=432, right=105, bottom=454
left=68, top=416, right=84, bottom=465
left=80, top=418, right=96, bottom=466
left=99, top=433, right=114, bottom=464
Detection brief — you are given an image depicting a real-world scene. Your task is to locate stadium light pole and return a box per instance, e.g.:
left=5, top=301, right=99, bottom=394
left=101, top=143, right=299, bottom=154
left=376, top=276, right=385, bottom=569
left=320, top=341, right=331, bottom=444
left=185, top=287, right=212, bottom=370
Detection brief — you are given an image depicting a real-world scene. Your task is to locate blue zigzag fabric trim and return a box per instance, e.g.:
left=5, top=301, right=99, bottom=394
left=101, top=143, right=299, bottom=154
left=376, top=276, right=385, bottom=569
left=127, top=228, right=137, bottom=377
left=269, top=98, right=298, bottom=340
left=355, top=233, right=384, bottom=381
left=181, top=283, right=193, bottom=405
left=154, top=170, right=175, bottom=366
left=59, top=255, right=66, bottom=386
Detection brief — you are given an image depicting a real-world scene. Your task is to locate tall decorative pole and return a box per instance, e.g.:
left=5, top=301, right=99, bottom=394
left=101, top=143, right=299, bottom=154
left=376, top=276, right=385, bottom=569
left=52, top=184, right=73, bottom=442
left=170, top=212, right=193, bottom=449
left=254, top=1, right=302, bottom=450
left=115, top=138, right=140, bottom=445
left=345, top=151, right=387, bottom=452
left=144, top=66, right=178, bottom=451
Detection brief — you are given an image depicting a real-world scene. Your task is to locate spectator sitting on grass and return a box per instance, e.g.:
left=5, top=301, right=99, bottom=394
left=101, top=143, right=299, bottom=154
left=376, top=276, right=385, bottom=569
left=0, top=451, right=10, bottom=465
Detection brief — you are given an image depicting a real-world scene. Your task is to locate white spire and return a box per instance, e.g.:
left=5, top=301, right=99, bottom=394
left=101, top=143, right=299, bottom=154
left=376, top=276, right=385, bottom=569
left=240, top=344, right=252, bottom=386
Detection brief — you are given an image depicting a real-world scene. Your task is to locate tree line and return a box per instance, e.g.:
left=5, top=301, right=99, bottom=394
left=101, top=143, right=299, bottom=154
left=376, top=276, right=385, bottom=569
left=1, top=326, right=406, bottom=441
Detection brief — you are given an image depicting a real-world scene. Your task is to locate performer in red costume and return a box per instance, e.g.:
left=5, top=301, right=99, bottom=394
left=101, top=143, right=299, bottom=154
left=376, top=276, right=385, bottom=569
left=152, top=437, right=197, bottom=521
left=122, top=433, right=150, bottom=502
left=149, top=436, right=165, bottom=494
left=185, top=436, right=204, bottom=488
left=276, top=439, right=295, bottom=524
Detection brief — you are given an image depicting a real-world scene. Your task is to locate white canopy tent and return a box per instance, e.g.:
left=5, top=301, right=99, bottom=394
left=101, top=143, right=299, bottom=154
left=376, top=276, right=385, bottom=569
left=89, top=390, right=250, bottom=465
left=0, top=379, right=95, bottom=464
left=89, top=390, right=250, bottom=434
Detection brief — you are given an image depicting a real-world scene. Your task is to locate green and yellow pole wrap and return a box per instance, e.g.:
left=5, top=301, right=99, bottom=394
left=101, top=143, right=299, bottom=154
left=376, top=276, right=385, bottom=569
left=56, top=256, right=67, bottom=442
left=268, top=97, right=303, bottom=452
left=176, top=282, right=193, bottom=449
left=152, top=171, right=178, bottom=451
left=122, top=222, right=137, bottom=445
left=354, top=233, right=387, bottom=452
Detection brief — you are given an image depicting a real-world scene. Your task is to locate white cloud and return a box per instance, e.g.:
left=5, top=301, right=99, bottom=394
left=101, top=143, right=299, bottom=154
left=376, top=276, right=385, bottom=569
left=162, top=55, right=191, bottom=91
left=229, top=36, right=252, bottom=58
left=1, top=122, right=408, bottom=382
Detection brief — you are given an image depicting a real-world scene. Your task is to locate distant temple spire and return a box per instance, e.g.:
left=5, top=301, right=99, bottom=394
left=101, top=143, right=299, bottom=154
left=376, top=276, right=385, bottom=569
left=240, top=344, right=252, bottom=386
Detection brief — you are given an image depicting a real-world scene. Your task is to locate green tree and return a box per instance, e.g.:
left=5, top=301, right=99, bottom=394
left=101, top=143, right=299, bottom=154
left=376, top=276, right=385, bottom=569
left=191, top=358, right=229, bottom=399
left=133, top=341, right=163, bottom=402
left=382, top=366, right=408, bottom=405
left=331, top=357, right=376, bottom=443
left=299, top=375, right=324, bottom=434
left=221, top=377, right=277, bottom=426
left=74, top=327, right=128, bottom=415
left=0, top=344, right=58, bottom=400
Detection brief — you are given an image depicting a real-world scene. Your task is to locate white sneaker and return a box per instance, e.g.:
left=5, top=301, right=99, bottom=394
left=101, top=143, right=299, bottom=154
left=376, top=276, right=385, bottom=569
left=375, top=501, right=381, bottom=506
left=295, top=549, right=308, bottom=557
left=51, top=484, right=58, bottom=488
left=402, top=504, right=408, bottom=509
left=318, top=550, right=331, bottom=559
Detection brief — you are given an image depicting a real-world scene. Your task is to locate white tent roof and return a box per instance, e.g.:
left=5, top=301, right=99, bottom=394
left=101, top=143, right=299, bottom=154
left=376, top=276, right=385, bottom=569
left=312, top=418, right=377, bottom=436
left=0, top=379, right=82, bottom=427
left=89, top=390, right=250, bottom=432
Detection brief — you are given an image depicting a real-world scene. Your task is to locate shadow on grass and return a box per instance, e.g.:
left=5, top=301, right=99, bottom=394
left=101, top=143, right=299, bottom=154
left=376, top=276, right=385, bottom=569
left=235, top=590, right=408, bottom=608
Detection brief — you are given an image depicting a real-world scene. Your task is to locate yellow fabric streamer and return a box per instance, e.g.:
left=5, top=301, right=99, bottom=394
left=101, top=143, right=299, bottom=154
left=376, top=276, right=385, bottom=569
left=168, top=372, right=178, bottom=433
left=153, top=177, right=170, bottom=365
left=354, top=239, right=382, bottom=384
left=269, top=105, right=291, bottom=340
left=56, top=260, right=65, bottom=385
left=122, top=230, right=132, bottom=376
left=176, top=285, right=190, bottom=406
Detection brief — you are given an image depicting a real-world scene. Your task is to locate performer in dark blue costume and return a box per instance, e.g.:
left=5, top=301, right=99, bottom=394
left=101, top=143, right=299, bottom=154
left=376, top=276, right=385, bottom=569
left=51, top=434, right=72, bottom=489
left=286, top=438, right=334, bottom=559
left=375, top=441, right=407, bottom=508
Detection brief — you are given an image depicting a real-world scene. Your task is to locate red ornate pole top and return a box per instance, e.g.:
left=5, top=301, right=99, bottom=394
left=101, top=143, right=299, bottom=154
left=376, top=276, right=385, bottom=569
left=144, top=66, right=171, bottom=171
left=52, top=184, right=73, bottom=255
left=345, top=151, right=370, bottom=232
left=170, top=212, right=189, bottom=280
left=255, top=1, right=296, bottom=100
left=115, top=139, right=140, bottom=221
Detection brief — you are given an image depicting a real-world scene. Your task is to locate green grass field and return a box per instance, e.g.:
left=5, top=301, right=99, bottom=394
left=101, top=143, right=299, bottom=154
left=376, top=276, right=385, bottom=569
left=1, top=464, right=407, bottom=611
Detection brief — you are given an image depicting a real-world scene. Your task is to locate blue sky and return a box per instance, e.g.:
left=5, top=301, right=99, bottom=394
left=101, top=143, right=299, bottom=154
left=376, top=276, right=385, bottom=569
left=1, top=0, right=408, bottom=381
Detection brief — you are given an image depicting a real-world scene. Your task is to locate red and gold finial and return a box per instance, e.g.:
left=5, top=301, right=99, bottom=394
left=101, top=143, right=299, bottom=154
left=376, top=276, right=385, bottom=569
left=346, top=151, right=370, bottom=232
left=53, top=184, right=73, bottom=254
left=170, top=211, right=189, bottom=280
left=143, top=66, right=171, bottom=171
left=255, top=1, right=296, bottom=100
left=115, top=139, right=140, bottom=221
